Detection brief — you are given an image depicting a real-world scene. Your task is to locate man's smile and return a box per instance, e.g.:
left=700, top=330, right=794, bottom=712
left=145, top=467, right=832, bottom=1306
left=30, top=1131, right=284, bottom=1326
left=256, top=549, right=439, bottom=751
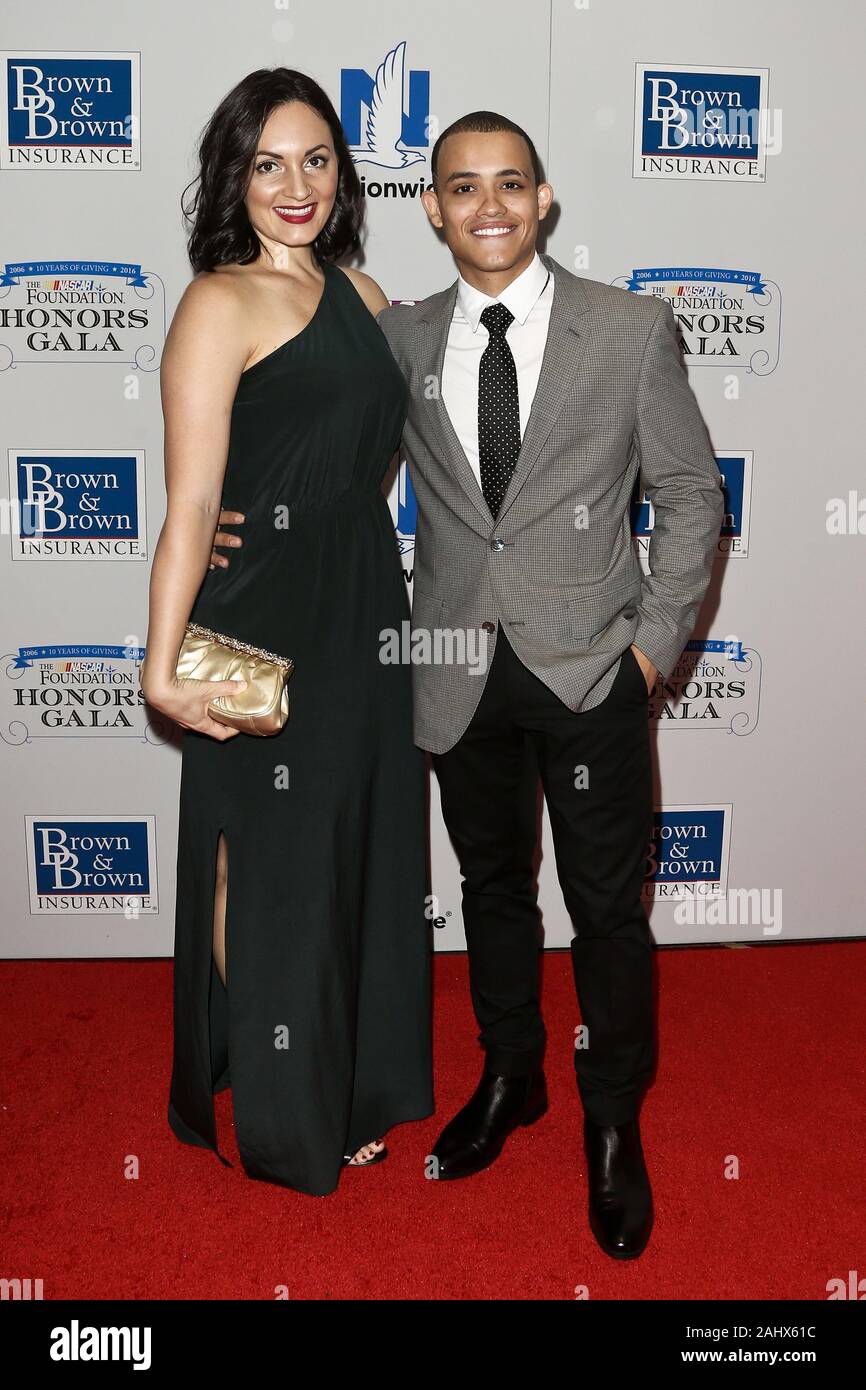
left=470, top=221, right=517, bottom=238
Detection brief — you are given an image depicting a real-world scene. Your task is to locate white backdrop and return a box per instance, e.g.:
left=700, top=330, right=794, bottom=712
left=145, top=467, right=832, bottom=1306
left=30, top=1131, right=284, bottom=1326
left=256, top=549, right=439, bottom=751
left=1, top=0, right=863, bottom=957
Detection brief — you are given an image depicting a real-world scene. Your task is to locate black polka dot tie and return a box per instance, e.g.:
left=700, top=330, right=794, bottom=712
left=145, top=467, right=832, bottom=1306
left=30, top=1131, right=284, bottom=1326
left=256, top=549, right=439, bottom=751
left=478, top=302, right=520, bottom=518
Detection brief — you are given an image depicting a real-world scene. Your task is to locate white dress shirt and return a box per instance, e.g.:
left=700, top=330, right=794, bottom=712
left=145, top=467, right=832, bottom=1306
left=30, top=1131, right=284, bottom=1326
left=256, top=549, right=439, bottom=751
left=440, top=251, right=554, bottom=490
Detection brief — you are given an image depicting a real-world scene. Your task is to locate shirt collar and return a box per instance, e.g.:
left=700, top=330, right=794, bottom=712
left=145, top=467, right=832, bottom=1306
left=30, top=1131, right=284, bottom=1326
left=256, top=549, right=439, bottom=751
left=456, top=251, right=551, bottom=333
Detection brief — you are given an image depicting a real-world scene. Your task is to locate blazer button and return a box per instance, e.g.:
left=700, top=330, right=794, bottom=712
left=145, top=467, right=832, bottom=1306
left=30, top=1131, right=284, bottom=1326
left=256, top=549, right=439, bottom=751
left=490, top=537, right=505, bottom=552
left=481, top=621, right=496, bottom=633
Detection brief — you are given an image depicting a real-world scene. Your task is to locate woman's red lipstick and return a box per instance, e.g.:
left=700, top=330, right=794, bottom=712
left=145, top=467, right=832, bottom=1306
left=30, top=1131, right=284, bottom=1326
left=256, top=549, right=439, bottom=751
left=274, top=202, right=318, bottom=224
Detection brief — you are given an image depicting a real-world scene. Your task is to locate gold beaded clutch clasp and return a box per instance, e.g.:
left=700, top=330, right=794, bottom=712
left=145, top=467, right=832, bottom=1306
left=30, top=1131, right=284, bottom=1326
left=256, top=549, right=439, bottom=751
left=175, top=621, right=294, bottom=736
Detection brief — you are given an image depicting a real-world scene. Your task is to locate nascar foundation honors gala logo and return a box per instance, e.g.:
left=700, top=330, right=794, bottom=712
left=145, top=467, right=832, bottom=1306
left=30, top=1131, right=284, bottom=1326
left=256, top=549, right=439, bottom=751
left=613, top=267, right=781, bottom=375
left=0, top=260, right=165, bottom=369
left=2, top=642, right=153, bottom=742
left=648, top=639, right=762, bottom=735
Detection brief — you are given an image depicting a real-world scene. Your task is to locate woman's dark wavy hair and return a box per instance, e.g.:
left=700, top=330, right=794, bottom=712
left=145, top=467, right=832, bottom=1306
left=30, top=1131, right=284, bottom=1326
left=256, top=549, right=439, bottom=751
left=183, top=68, right=363, bottom=272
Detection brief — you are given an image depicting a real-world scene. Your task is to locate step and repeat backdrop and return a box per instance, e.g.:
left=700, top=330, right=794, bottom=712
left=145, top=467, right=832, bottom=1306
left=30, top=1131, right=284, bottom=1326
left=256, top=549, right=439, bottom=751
left=1, top=1, right=862, bottom=956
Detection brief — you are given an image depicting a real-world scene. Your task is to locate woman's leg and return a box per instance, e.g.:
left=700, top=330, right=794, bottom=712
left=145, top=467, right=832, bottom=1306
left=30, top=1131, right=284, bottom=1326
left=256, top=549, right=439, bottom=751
left=212, top=830, right=228, bottom=987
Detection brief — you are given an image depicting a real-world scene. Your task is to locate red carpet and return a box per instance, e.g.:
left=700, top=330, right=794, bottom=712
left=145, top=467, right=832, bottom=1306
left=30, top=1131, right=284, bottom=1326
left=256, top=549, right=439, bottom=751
left=1, top=943, right=864, bottom=1300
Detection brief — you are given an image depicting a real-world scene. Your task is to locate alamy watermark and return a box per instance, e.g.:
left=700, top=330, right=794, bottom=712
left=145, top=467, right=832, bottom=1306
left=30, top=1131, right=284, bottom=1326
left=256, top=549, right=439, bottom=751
left=674, top=887, right=782, bottom=936
left=379, top=622, right=489, bottom=675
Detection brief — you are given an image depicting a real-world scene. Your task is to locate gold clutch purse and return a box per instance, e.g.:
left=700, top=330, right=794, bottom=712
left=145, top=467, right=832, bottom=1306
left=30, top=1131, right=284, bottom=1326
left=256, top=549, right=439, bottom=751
left=175, top=621, right=294, bottom=736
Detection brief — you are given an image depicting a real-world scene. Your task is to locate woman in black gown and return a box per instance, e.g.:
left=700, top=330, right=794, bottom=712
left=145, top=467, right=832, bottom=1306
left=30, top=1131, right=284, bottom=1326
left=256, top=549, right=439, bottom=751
left=141, top=70, right=433, bottom=1195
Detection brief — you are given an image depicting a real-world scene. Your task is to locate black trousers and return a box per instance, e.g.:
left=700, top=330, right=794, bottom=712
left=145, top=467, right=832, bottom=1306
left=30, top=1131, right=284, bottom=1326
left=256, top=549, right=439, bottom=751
left=432, top=625, right=655, bottom=1126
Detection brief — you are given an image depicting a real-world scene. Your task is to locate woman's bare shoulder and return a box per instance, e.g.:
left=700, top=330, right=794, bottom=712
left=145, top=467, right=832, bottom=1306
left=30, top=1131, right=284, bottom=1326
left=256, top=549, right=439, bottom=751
left=163, top=268, right=252, bottom=377
left=174, top=266, right=251, bottom=326
left=337, top=266, right=390, bottom=315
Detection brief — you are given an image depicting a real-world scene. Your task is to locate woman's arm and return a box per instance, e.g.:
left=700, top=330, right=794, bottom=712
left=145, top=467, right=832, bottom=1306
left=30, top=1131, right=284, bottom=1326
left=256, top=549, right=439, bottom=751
left=141, top=274, right=254, bottom=739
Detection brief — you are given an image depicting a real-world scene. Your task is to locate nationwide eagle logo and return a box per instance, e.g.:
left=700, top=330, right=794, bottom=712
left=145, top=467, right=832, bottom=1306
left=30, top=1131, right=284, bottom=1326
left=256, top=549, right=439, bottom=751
left=342, top=41, right=427, bottom=171
left=395, top=458, right=416, bottom=556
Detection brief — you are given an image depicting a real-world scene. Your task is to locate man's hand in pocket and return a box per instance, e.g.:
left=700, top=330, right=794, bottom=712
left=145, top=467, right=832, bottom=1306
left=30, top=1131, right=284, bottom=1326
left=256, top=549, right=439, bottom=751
left=630, top=644, right=658, bottom=695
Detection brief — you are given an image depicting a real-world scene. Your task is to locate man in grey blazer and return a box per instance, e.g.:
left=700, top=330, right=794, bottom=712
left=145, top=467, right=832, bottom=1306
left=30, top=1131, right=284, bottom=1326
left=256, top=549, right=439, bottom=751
left=375, top=112, right=723, bottom=1260
left=210, top=110, right=723, bottom=1260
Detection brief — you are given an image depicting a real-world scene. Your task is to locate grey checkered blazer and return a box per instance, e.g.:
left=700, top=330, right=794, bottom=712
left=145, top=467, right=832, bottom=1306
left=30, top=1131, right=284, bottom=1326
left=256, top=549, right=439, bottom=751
left=377, top=252, right=724, bottom=755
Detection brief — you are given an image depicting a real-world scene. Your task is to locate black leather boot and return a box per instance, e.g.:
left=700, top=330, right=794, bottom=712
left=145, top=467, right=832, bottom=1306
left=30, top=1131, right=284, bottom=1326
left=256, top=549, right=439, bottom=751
left=583, top=1115, right=653, bottom=1259
left=431, top=1068, right=547, bottom=1180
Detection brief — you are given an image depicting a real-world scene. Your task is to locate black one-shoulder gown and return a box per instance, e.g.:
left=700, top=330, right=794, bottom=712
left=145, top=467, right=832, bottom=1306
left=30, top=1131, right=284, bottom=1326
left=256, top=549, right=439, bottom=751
left=167, top=261, right=433, bottom=1195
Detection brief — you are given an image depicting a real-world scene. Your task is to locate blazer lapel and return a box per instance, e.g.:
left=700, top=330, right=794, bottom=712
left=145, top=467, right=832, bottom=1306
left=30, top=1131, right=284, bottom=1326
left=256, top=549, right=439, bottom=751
left=496, top=253, right=593, bottom=520
left=413, top=280, right=494, bottom=529
left=411, top=253, right=593, bottom=530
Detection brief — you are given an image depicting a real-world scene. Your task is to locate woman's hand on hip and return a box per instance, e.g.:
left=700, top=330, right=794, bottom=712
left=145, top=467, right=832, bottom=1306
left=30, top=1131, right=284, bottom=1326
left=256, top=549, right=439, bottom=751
left=209, top=509, right=245, bottom=570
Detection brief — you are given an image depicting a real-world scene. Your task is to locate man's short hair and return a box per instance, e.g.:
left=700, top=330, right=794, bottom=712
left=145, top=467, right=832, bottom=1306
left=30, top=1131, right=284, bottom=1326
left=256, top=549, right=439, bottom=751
left=430, top=111, right=544, bottom=189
